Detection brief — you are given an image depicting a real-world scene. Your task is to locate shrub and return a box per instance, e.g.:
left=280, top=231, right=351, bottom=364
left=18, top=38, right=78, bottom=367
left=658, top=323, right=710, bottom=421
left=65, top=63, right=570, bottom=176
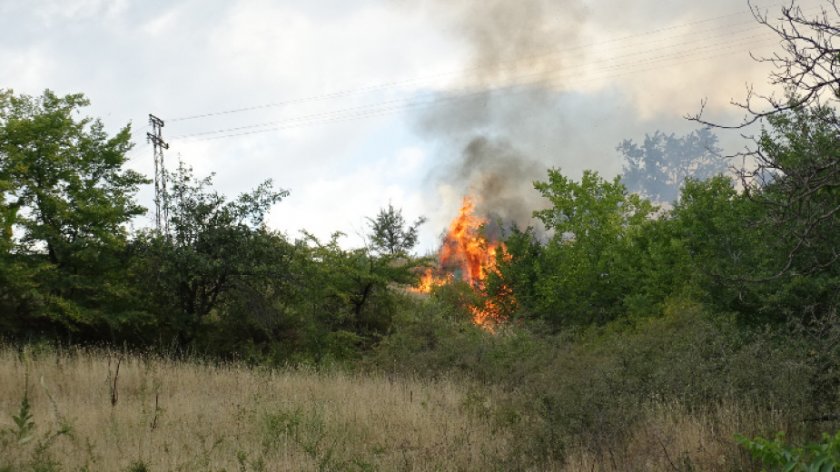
left=738, top=431, right=840, bottom=471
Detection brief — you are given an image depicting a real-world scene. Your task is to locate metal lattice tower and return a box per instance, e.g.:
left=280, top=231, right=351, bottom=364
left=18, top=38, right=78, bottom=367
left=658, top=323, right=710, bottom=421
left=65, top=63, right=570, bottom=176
left=147, top=114, right=170, bottom=234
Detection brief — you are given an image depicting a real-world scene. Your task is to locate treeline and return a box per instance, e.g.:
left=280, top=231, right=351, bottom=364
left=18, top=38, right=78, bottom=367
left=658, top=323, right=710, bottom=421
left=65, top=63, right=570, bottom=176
left=486, top=106, right=839, bottom=330
left=1, top=89, right=838, bottom=363
left=0, top=90, right=427, bottom=362
left=2, top=2, right=840, bottom=468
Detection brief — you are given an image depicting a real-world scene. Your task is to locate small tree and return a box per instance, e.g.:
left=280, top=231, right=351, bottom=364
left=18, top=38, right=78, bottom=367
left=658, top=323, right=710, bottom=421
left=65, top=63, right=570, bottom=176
left=366, top=203, right=426, bottom=257
left=689, top=1, right=840, bottom=280
left=529, top=169, right=655, bottom=326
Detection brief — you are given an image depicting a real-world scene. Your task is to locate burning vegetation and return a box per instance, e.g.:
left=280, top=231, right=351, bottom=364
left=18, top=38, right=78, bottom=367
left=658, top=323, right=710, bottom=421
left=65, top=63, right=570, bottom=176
left=412, top=196, right=513, bottom=329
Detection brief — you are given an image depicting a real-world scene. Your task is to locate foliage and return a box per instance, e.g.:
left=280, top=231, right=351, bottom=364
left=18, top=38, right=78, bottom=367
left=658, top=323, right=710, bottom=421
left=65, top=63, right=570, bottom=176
left=366, top=203, right=426, bottom=257
left=371, top=292, right=837, bottom=469
left=667, top=176, right=772, bottom=316
left=618, top=127, right=727, bottom=203
left=752, top=107, right=840, bottom=284
left=672, top=109, right=840, bottom=322
left=1, top=385, right=72, bottom=472
left=129, top=161, right=288, bottom=345
left=738, top=431, right=840, bottom=472
left=289, top=230, right=424, bottom=362
left=10, top=392, right=35, bottom=445
left=495, top=169, right=656, bottom=327
left=687, top=2, right=840, bottom=322
left=0, top=89, right=147, bottom=339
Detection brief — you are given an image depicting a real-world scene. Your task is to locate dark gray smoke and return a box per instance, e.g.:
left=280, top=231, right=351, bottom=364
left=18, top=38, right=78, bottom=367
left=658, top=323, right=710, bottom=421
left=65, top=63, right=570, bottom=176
left=411, top=0, right=594, bottom=234
left=451, top=137, right=544, bottom=234
left=406, top=0, right=762, bottom=244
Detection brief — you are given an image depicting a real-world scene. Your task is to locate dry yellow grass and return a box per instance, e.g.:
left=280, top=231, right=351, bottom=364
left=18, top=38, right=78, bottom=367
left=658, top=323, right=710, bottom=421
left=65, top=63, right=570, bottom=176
left=562, top=400, right=785, bottom=471
left=0, top=346, right=523, bottom=471
left=0, top=345, right=787, bottom=471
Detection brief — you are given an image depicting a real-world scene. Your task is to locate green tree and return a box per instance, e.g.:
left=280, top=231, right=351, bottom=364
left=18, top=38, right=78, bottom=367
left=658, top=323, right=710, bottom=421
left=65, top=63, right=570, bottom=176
left=366, top=203, right=426, bottom=257
left=132, top=162, right=288, bottom=344
left=527, top=169, right=655, bottom=326
left=669, top=110, right=840, bottom=323
left=617, top=127, right=726, bottom=203
left=668, top=176, right=772, bottom=319
left=687, top=2, right=840, bottom=322
left=0, top=89, right=147, bottom=336
left=753, top=107, right=840, bottom=280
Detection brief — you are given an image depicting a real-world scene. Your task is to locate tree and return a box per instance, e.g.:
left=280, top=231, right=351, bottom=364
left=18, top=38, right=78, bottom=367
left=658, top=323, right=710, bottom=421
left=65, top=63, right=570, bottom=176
left=132, top=161, right=288, bottom=343
left=689, top=1, right=840, bottom=282
left=753, top=107, right=840, bottom=277
left=527, top=169, right=655, bottom=326
left=693, top=1, right=840, bottom=127
left=0, top=89, right=147, bottom=335
left=669, top=176, right=771, bottom=316
left=617, top=128, right=727, bottom=203
left=366, top=203, right=426, bottom=257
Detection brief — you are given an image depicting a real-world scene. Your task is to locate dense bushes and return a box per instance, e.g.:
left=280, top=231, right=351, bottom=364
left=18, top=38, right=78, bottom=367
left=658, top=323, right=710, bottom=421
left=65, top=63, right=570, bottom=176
left=370, top=291, right=840, bottom=467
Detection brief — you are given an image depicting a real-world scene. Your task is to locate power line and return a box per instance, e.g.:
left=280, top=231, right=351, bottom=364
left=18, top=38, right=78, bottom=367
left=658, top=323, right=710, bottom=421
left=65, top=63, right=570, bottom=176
left=172, top=29, right=771, bottom=139
left=183, top=40, right=774, bottom=141
left=192, top=46, right=772, bottom=141
left=162, top=2, right=822, bottom=143
left=164, top=6, right=763, bottom=123
left=171, top=30, right=775, bottom=141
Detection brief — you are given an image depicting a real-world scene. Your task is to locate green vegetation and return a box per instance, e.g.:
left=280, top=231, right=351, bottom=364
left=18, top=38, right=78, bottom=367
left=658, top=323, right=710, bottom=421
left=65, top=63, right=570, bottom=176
left=738, top=432, right=840, bottom=471
left=2, top=1, right=840, bottom=470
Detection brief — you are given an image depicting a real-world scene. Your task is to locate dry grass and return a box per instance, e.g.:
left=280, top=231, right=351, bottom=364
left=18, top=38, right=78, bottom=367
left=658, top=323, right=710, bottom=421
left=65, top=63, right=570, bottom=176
left=0, top=346, right=523, bottom=471
left=562, top=400, right=786, bottom=471
left=0, top=345, right=791, bottom=471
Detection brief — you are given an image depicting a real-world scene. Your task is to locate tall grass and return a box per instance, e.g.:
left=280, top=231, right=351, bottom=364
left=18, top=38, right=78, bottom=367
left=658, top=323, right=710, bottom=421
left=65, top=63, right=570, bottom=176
left=0, top=346, right=521, bottom=471
left=0, top=338, right=828, bottom=472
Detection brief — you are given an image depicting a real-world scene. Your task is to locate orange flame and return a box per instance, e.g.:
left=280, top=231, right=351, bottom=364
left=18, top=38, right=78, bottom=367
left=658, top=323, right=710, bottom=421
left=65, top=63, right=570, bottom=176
left=412, top=196, right=513, bottom=329
left=414, top=268, right=450, bottom=292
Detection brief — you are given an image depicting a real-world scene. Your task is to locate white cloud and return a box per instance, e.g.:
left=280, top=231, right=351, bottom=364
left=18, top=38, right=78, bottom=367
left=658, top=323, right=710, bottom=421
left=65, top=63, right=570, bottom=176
left=267, top=148, right=428, bottom=250
left=141, top=8, right=182, bottom=37
left=209, top=0, right=466, bottom=97
left=28, top=0, right=128, bottom=25
left=0, top=46, right=54, bottom=92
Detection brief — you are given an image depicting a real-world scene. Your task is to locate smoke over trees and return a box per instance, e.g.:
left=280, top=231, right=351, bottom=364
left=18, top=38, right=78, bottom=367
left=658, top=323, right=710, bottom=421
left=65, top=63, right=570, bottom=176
left=618, top=127, right=727, bottom=203
left=4, top=2, right=840, bottom=469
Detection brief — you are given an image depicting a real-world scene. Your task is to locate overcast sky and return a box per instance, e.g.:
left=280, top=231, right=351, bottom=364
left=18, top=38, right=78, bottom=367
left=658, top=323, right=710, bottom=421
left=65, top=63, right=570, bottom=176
left=0, top=0, right=821, bottom=252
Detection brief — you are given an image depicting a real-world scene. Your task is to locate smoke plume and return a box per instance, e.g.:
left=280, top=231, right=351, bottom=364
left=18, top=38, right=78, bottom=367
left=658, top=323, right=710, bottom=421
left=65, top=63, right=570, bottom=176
left=412, top=0, right=593, bottom=234
left=451, top=137, right=544, bottom=234
left=428, top=0, right=589, bottom=83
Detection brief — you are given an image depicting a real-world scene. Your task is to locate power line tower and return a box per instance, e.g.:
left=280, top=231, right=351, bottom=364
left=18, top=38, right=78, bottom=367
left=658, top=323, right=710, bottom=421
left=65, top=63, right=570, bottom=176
left=147, top=114, right=170, bottom=234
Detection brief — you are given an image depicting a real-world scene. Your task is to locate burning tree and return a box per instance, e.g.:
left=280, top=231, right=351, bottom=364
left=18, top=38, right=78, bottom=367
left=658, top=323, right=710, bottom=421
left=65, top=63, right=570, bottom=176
left=412, top=197, right=513, bottom=329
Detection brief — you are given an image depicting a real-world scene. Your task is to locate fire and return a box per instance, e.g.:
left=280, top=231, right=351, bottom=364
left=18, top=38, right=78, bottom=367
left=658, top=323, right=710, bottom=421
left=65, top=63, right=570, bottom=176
left=415, top=269, right=450, bottom=292
left=412, top=196, right=513, bottom=329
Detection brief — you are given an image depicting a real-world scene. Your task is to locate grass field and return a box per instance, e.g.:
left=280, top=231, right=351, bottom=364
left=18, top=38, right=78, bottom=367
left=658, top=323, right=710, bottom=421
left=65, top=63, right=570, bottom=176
left=0, top=346, right=532, bottom=471
left=0, top=344, right=791, bottom=471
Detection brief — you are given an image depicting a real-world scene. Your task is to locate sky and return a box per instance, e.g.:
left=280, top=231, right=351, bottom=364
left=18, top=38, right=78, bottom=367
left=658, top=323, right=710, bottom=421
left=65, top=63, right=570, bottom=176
left=0, top=0, right=823, bottom=253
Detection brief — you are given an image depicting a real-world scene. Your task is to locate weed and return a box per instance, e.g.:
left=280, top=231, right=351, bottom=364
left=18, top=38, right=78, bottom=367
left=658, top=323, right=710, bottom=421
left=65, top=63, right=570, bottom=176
left=737, top=431, right=840, bottom=471
left=11, top=390, right=35, bottom=445
left=125, top=460, right=150, bottom=472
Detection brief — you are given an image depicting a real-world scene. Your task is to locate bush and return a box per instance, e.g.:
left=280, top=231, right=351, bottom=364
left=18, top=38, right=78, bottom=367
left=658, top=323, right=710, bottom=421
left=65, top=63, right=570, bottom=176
left=370, top=295, right=840, bottom=467
left=738, top=431, right=840, bottom=471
